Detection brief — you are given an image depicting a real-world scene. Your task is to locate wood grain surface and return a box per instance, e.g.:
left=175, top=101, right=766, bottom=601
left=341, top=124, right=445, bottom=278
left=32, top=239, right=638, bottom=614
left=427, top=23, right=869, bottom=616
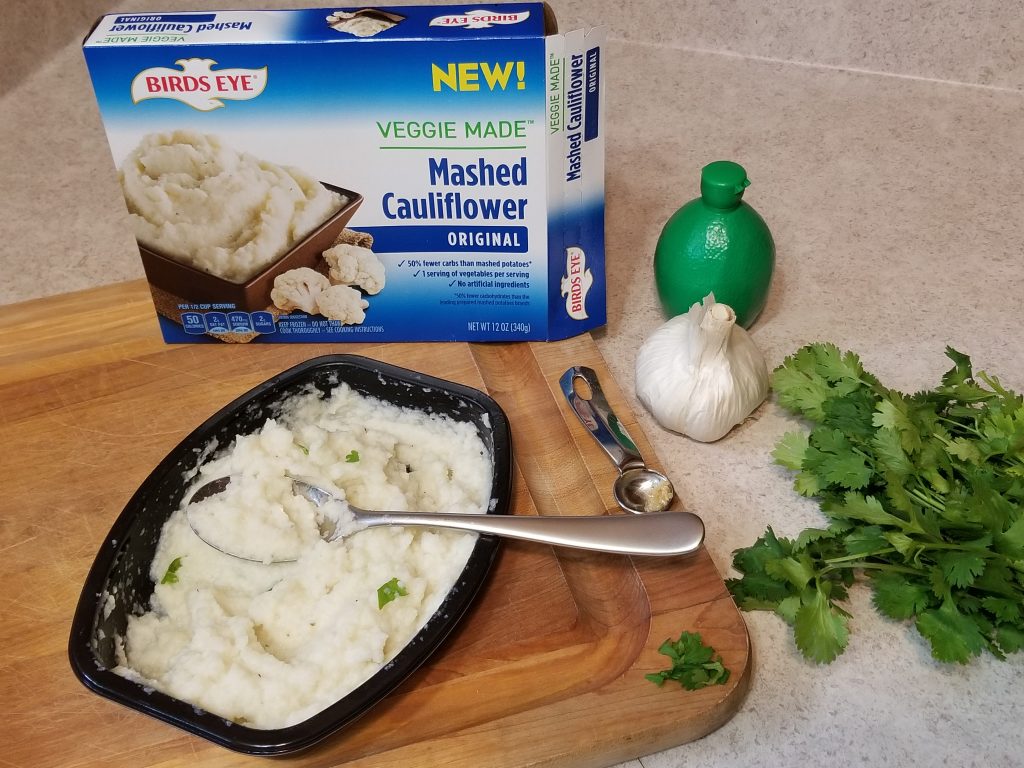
left=0, top=281, right=751, bottom=768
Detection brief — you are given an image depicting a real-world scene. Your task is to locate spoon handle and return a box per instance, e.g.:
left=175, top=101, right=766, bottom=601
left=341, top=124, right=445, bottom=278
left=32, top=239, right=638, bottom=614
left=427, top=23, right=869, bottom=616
left=355, top=510, right=704, bottom=556
left=559, top=366, right=646, bottom=474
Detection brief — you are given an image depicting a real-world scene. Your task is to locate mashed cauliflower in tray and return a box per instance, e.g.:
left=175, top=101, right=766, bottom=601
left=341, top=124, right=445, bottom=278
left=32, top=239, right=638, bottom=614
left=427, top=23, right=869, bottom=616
left=114, top=382, right=493, bottom=729
left=119, top=130, right=346, bottom=283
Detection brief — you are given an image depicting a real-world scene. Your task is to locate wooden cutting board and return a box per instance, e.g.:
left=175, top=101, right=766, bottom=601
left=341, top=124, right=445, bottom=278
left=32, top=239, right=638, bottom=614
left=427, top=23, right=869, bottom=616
left=0, top=281, right=751, bottom=768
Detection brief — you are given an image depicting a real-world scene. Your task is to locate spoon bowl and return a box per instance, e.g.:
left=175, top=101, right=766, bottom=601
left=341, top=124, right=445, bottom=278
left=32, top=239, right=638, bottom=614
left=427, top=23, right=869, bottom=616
left=186, top=474, right=704, bottom=564
left=614, top=467, right=675, bottom=514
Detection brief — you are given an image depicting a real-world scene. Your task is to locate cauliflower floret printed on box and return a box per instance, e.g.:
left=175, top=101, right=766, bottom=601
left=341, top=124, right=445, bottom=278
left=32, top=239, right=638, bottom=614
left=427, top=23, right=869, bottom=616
left=324, top=244, right=386, bottom=295
left=271, top=244, right=386, bottom=325
left=270, top=268, right=331, bottom=315
left=316, top=285, right=370, bottom=324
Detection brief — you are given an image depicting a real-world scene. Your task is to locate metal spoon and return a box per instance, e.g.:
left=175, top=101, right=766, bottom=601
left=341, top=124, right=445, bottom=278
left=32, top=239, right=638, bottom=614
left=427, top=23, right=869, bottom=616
left=185, top=475, right=704, bottom=563
left=559, top=366, right=676, bottom=514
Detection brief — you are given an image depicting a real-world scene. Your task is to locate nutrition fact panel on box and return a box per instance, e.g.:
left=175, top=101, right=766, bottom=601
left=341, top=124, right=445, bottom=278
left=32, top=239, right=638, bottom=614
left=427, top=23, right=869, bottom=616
left=181, top=311, right=276, bottom=335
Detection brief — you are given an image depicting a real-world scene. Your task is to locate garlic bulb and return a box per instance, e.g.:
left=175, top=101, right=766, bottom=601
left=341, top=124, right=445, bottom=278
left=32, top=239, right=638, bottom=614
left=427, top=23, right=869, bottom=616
left=635, top=294, right=768, bottom=442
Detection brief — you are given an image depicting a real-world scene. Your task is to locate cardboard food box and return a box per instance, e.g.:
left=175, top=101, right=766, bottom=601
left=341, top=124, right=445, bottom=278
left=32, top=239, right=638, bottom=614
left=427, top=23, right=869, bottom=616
left=82, top=4, right=606, bottom=343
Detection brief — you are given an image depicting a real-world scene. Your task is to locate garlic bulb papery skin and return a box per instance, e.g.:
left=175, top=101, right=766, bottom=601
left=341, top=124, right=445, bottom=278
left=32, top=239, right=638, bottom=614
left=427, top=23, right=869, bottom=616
left=635, top=294, right=769, bottom=442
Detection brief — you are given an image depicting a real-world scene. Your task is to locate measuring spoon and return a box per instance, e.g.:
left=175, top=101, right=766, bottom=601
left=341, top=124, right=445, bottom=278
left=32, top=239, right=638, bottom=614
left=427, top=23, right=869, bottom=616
left=559, top=366, right=676, bottom=514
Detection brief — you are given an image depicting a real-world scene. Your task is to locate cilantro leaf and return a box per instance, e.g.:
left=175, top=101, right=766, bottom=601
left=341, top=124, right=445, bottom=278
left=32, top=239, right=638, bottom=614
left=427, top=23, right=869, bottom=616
left=773, top=431, right=810, bottom=470
left=793, top=586, right=849, bottom=664
left=794, top=470, right=824, bottom=497
left=821, top=389, right=879, bottom=440
left=870, top=573, right=933, bottom=620
left=345, top=449, right=360, bottom=463
left=764, top=555, right=816, bottom=591
left=940, top=347, right=974, bottom=389
left=871, top=427, right=913, bottom=477
left=840, top=524, right=889, bottom=557
left=804, top=429, right=873, bottom=489
left=873, top=396, right=923, bottom=454
left=377, top=577, right=408, bottom=609
left=160, top=557, right=183, bottom=585
left=775, top=595, right=802, bottom=625
left=935, top=551, right=986, bottom=588
left=981, top=597, right=1021, bottom=624
left=818, top=452, right=874, bottom=490
left=828, top=492, right=906, bottom=528
left=726, top=528, right=796, bottom=610
left=793, top=527, right=836, bottom=551
left=942, top=436, right=982, bottom=465
left=772, top=355, right=834, bottom=421
left=645, top=632, right=731, bottom=690
left=732, top=526, right=793, bottom=569
left=916, top=602, right=987, bottom=663
left=995, top=625, right=1024, bottom=655
left=814, top=344, right=868, bottom=388
left=882, top=529, right=918, bottom=557
left=996, top=516, right=1024, bottom=559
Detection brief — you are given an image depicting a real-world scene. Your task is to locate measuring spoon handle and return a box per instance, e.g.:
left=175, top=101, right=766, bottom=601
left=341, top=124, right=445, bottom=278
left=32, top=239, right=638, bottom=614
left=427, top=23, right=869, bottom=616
left=559, top=365, right=645, bottom=473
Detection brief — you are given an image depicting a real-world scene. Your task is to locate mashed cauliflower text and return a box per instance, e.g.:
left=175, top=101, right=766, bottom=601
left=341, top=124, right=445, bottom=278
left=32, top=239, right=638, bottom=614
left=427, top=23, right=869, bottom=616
left=115, top=383, right=492, bottom=729
left=120, top=131, right=345, bottom=283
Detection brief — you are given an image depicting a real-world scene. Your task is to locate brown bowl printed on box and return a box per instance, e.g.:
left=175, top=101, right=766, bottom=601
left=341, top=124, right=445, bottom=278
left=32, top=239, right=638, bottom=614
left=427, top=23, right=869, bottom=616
left=137, top=184, right=362, bottom=312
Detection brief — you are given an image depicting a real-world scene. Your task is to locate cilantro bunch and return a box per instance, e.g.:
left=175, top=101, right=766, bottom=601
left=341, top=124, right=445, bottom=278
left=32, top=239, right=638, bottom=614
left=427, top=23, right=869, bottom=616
left=727, top=343, right=1024, bottom=664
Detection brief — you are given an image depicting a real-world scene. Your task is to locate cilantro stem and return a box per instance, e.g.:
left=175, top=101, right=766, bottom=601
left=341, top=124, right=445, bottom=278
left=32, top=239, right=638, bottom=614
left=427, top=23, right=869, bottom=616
left=916, top=541, right=985, bottom=553
left=824, top=548, right=898, bottom=565
left=820, top=561, right=922, bottom=577
left=935, top=415, right=982, bottom=436
left=978, top=371, right=1013, bottom=398
left=907, top=486, right=946, bottom=515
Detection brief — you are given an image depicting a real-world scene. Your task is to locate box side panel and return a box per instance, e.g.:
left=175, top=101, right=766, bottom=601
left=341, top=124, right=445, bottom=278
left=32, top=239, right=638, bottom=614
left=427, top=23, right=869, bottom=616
left=545, top=27, right=607, bottom=340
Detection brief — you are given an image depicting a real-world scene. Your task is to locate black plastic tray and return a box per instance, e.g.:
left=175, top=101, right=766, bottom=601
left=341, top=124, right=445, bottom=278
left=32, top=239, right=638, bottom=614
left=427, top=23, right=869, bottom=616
left=68, top=355, right=512, bottom=755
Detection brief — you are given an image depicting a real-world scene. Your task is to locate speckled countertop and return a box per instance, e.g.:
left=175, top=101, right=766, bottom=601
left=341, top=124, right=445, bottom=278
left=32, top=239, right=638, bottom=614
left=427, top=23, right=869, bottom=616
left=3, top=1, right=1023, bottom=766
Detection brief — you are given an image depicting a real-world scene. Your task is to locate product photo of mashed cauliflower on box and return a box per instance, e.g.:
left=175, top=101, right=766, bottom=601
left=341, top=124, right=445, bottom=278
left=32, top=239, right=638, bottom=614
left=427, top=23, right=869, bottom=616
left=82, top=3, right=606, bottom=343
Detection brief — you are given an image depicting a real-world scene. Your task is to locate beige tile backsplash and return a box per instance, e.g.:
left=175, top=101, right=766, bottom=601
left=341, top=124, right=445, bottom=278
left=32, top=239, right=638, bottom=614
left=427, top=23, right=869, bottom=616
left=555, top=0, right=1023, bottom=91
left=6, top=0, right=1022, bottom=92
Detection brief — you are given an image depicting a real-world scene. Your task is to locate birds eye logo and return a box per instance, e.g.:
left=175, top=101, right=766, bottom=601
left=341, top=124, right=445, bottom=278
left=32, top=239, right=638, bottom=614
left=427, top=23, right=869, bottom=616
left=130, top=58, right=267, bottom=111
left=560, top=246, right=593, bottom=320
left=429, top=9, right=530, bottom=29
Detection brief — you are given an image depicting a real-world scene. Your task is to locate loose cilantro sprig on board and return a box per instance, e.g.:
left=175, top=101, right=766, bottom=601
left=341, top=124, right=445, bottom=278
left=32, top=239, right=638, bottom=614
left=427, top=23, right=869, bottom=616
left=727, top=344, right=1024, bottom=664
left=646, top=632, right=731, bottom=690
